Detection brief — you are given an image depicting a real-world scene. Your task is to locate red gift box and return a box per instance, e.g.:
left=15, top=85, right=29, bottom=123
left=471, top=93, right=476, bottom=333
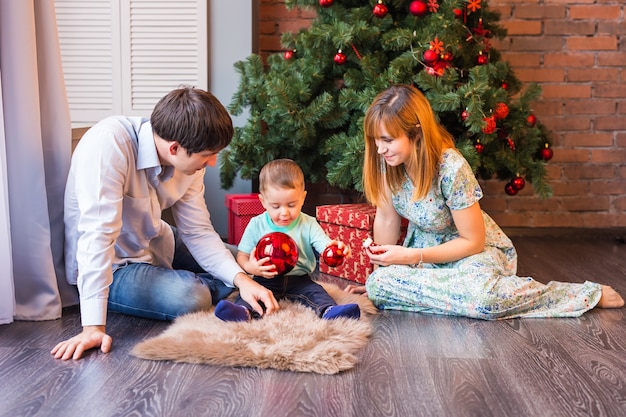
left=225, top=194, right=264, bottom=245
left=316, top=204, right=407, bottom=283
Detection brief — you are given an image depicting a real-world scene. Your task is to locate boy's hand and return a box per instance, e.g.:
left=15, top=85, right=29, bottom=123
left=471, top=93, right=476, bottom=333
left=249, top=247, right=279, bottom=278
left=331, top=240, right=352, bottom=258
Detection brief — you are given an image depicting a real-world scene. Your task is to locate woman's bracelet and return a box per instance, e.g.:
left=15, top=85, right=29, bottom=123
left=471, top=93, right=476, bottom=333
left=410, top=249, right=424, bottom=268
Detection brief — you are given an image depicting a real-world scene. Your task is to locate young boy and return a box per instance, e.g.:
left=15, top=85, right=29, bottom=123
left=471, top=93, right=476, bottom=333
left=215, top=159, right=361, bottom=322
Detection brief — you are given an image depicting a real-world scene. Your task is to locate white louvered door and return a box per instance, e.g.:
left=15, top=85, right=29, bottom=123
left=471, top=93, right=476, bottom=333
left=55, top=0, right=207, bottom=125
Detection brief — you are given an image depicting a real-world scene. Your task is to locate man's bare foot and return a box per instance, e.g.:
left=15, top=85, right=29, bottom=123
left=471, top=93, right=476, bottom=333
left=597, top=285, right=625, bottom=308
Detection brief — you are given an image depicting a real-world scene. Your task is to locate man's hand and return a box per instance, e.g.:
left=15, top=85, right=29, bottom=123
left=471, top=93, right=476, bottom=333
left=233, top=272, right=280, bottom=317
left=51, top=325, right=112, bottom=360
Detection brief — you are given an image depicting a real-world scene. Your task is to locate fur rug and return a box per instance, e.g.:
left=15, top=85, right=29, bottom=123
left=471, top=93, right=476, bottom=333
left=131, top=282, right=377, bottom=374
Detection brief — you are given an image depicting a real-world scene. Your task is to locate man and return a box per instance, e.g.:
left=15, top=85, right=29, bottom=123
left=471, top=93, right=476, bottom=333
left=52, top=87, right=279, bottom=360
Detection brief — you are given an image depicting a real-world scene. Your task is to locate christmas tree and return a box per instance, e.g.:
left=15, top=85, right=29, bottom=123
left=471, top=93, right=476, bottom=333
left=220, top=0, right=554, bottom=198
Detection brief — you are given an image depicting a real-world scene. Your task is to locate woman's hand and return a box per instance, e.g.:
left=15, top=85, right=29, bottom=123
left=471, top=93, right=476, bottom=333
left=345, top=284, right=367, bottom=295
left=366, top=243, right=417, bottom=266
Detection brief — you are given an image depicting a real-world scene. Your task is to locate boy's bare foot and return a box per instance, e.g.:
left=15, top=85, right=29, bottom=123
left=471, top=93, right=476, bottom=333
left=597, top=285, right=625, bottom=308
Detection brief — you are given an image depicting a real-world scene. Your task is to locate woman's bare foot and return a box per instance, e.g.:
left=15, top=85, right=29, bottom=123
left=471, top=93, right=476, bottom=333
left=597, top=285, right=625, bottom=308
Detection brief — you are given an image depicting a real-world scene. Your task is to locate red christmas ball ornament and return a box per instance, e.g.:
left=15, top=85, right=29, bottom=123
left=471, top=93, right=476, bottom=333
left=507, top=137, right=516, bottom=151
left=334, top=50, right=346, bottom=65
left=373, top=1, right=388, bottom=18
left=477, top=53, right=489, bottom=65
left=475, top=142, right=484, bottom=153
left=284, top=50, right=295, bottom=60
left=505, top=182, right=518, bottom=196
left=362, top=236, right=384, bottom=254
left=453, top=8, right=463, bottom=19
left=512, top=176, right=525, bottom=191
left=255, top=232, right=299, bottom=275
left=527, top=113, right=537, bottom=127
left=541, top=144, right=554, bottom=161
left=319, top=0, right=333, bottom=8
left=433, top=61, right=450, bottom=76
left=501, top=82, right=508, bottom=90
left=423, top=49, right=438, bottom=65
left=494, top=102, right=509, bottom=120
left=461, top=109, right=469, bottom=121
left=409, top=1, right=428, bottom=17
left=482, top=115, right=497, bottom=134
left=441, top=51, right=454, bottom=62
left=322, top=244, right=346, bottom=267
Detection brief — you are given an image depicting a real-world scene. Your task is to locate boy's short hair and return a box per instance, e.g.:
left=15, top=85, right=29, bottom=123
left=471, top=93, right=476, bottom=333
left=259, top=159, right=305, bottom=194
left=150, top=86, right=233, bottom=154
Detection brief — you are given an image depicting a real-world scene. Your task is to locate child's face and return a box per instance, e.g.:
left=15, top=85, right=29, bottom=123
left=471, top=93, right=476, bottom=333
left=259, top=185, right=306, bottom=227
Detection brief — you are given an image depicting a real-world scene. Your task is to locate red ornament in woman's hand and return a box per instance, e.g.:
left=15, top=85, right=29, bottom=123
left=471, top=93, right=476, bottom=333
left=363, top=236, right=386, bottom=254
left=255, top=232, right=299, bottom=275
left=322, top=244, right=345, bottom=267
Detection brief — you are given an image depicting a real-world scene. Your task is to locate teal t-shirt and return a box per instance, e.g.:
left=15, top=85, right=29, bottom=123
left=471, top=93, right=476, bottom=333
left=238, top=212, right=331, bottom=275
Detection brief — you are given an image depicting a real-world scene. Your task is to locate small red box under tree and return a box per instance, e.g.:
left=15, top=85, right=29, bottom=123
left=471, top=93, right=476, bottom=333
left=225, top=194, right=264, bottom=245
left=316, top=204, right=407, bottom=284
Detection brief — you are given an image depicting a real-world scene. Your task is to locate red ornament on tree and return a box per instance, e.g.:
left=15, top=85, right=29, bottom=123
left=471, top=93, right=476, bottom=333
left=334, top=50, right=346, bottom=65
left=423, top=49, right=438, bottom=65
left=453, top=8, right=463, bottom=19
left=477, top=52, right=488, bottom=65
left=322, top=244, right=346, bottom=267
left=255, top=232, right=299, bottom=275
left=512, top=176, right=525, bottom=191
left=507, top=137, right=515, bottom=150
left=505, top=182, right=518, bottom=196
left=373, top=1, right=388, bottom=18
left=494, top=102, right=509, bottom=120
left=475, top=141, right=484, bottom=153
left=541, top=144, right=553, bottom=161
left=319, top=0, right=333, bottom=8
left=482, top=115, right=497, bottom=134
left=461, top=109, right=469, bottom=121
left=433, top=61, right=449, bottom=76
left=409, top=1, right=428, bottom=17
left=284, top=50, right=295, bottom=60
left=527, top=113, right=537, bottom=127
left=501, top=81, right=508, bottom=90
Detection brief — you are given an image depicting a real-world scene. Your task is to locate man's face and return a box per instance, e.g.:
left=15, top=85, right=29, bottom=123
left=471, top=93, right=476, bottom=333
left=175, top=148, right=219, bottom=175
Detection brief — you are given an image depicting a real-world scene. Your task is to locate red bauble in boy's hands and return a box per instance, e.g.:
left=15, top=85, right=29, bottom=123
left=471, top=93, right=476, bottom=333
left=255, top=232, right=299, bottom=275
left=322, top=244, right=345, bottom=267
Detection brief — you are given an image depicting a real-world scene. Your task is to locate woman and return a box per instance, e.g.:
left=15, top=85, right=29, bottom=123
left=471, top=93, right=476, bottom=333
left=347, top=84, right=623, bottom=318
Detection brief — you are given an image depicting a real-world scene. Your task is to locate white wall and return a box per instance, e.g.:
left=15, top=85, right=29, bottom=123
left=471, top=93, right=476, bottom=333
left=204, top=0, right=254, bottom=238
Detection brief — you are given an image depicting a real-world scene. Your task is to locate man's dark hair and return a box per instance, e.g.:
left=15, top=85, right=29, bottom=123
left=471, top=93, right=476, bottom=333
left=151, top=86, right=234, bottom=154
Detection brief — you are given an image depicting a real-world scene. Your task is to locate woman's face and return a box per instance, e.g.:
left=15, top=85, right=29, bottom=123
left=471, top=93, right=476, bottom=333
left=374, top=124, right=413, bottom=168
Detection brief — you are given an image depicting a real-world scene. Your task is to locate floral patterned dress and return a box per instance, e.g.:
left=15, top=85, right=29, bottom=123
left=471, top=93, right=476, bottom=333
left=365, top=149, right=602, bottom=319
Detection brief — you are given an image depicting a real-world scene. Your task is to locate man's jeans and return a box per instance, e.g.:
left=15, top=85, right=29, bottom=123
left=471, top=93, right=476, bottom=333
left=108, top=232, right=236, bottom=321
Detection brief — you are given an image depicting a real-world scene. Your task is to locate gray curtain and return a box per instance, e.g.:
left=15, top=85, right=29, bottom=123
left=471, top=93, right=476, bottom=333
left=0, top=0, right=78, bottom=324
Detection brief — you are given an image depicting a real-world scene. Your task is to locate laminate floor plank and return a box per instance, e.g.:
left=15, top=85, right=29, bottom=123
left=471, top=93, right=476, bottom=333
left=1, top=231, right=625, bottom=417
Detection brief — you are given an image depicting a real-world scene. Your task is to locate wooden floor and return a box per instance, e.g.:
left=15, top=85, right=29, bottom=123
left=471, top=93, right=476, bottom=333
left=1, top=229, right=625, bottom=417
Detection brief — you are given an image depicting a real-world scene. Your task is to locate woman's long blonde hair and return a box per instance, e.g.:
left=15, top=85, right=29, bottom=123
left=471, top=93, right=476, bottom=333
left=362, top=84, right=455, bottom=206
